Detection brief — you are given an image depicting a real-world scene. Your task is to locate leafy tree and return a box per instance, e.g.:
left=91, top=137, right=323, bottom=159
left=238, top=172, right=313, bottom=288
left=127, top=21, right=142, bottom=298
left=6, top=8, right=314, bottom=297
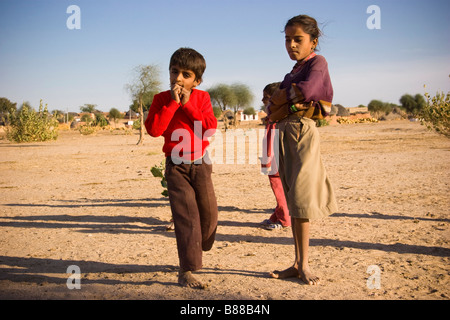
left=125, top=64, right=161, bottom=145
left=399, top=94, right=416, bottom=115
left=80, top=104, right=98, bottom=113
left=415, top=94, right=427, bottom=109
left=0, top=97, right=17, bottom=125
left=212, top=106, right=222, bottom=119
left=208, top=84, right=236, bottom=130
left=243, top=107, right=256, bottom=115
left=208, top=83, right=253, bottom=128
left=399, top=93, right=426, bottom=116
left=108, top=108, right=123, bottom=127
left=208, top=84, right=237, bottom=111
left=231, top=83, right=253, bottom=125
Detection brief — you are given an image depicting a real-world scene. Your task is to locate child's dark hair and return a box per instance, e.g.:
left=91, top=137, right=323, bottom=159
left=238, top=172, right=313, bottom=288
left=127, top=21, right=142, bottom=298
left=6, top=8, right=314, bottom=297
left=169, top=47, right=206, bottom=82
left=285, top=15, right=322, bottom=51
left=263, top=82, right=281, bottom=96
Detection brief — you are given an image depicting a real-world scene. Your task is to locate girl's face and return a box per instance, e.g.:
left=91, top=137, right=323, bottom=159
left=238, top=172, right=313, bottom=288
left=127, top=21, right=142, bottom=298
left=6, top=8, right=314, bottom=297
left=285, top=25, right=318, bottom=62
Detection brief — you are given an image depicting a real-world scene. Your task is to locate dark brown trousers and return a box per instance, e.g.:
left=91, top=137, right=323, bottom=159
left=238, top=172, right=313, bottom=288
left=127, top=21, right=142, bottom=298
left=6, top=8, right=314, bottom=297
left=165, top=157, right=218, bottom=271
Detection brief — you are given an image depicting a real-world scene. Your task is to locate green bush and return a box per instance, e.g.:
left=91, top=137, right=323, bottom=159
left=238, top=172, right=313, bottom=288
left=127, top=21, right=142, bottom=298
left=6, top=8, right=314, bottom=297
left=95, top=113, right=109, bottom=127
left=132, top=118, right=141, bottom=130
left=212, top=106, right=222, bottom=119
left=421, top=89, right=450, bottom=137
left=79, top=123, right=98, bottom=135
left=7, top=99, right=58, bottom=143
left=316, top=119, right=329, bottom=127
left=80, top=113, right=94, bottom=124
left=368, top=99, right=392, bottom=118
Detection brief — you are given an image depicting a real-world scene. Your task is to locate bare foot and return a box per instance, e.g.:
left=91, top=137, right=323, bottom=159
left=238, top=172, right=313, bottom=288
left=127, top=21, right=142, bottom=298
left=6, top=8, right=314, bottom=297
left=178, top=271, right=207, bottom=289
left=270, top=266, right=320, bottom=285
left=298, top=267, right=320, bottom=285
left=165, top=221, right=174, bottom=231
left=269, top=266, right=299, bottom=279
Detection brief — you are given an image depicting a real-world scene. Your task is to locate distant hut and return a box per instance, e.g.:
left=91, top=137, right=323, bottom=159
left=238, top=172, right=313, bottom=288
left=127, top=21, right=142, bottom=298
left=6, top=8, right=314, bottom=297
left=125, top=110, right=138, bottom=119
left=335, top=104, right=350, bottom=117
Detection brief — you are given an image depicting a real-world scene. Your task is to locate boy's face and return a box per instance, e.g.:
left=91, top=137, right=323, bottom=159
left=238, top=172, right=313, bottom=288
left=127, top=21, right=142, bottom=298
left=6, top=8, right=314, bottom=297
left=170, top=65, right=200, bottom=92
left=285, top=25, right=317, bottom=62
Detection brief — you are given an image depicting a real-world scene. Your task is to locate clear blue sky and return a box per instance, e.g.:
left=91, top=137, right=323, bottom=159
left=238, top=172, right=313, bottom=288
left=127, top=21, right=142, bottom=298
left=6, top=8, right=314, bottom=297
left=1, top=0, right=449, bottom=113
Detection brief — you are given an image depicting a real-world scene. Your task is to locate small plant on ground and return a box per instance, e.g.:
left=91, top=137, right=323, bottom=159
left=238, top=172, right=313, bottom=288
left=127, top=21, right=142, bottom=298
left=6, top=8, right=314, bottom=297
left=79, top=123, right=98, bottom=135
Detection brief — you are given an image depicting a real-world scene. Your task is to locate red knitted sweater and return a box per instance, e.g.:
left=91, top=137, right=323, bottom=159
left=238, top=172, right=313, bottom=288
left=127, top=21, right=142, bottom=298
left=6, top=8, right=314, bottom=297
left=145, top=89, right=217, bottom=162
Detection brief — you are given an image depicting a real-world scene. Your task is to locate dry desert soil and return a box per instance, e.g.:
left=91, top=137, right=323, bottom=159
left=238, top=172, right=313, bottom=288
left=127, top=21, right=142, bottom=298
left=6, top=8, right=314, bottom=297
left=0, top=120, right=449, bottom=300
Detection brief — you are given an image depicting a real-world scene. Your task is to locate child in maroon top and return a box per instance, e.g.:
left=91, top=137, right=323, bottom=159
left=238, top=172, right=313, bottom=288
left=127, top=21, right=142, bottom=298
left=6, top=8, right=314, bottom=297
left=145, top=48, right=218, bottom=289
left=269, top=15, right=338, bottom=285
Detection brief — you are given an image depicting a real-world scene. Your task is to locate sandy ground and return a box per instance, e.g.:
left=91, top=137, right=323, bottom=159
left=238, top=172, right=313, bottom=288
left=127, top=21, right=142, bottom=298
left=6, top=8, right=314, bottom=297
left=0, top=120, right=448, bottom=300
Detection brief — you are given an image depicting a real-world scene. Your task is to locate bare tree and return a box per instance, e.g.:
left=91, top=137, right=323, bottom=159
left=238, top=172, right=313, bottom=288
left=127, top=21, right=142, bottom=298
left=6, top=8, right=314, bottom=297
left=125, top=64, right=161, bottom=145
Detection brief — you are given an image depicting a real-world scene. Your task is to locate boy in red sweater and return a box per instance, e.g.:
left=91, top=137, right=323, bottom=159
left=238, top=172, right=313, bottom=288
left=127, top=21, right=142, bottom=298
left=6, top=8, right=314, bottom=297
left=145, top=48, right=218, bottom=289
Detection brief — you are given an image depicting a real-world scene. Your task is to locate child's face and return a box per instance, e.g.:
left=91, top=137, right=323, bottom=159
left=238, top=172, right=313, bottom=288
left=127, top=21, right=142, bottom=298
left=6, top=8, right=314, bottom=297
left=169, top=65, right=200, bottom=92
left=262, top=91, right=271, bottom=107
left=285, top=25, right=317, bottom=62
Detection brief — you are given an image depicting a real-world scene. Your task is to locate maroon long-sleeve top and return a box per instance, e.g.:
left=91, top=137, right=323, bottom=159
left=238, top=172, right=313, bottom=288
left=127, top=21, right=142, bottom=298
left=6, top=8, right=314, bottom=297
left=281, top=55, right=333, bottom=105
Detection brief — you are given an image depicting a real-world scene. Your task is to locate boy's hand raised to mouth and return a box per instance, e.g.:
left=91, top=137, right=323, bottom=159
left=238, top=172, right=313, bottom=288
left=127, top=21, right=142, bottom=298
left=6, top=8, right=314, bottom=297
left=170, top=84, right=182, bottom=103
left=171, top=84, right=191, bottom=106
